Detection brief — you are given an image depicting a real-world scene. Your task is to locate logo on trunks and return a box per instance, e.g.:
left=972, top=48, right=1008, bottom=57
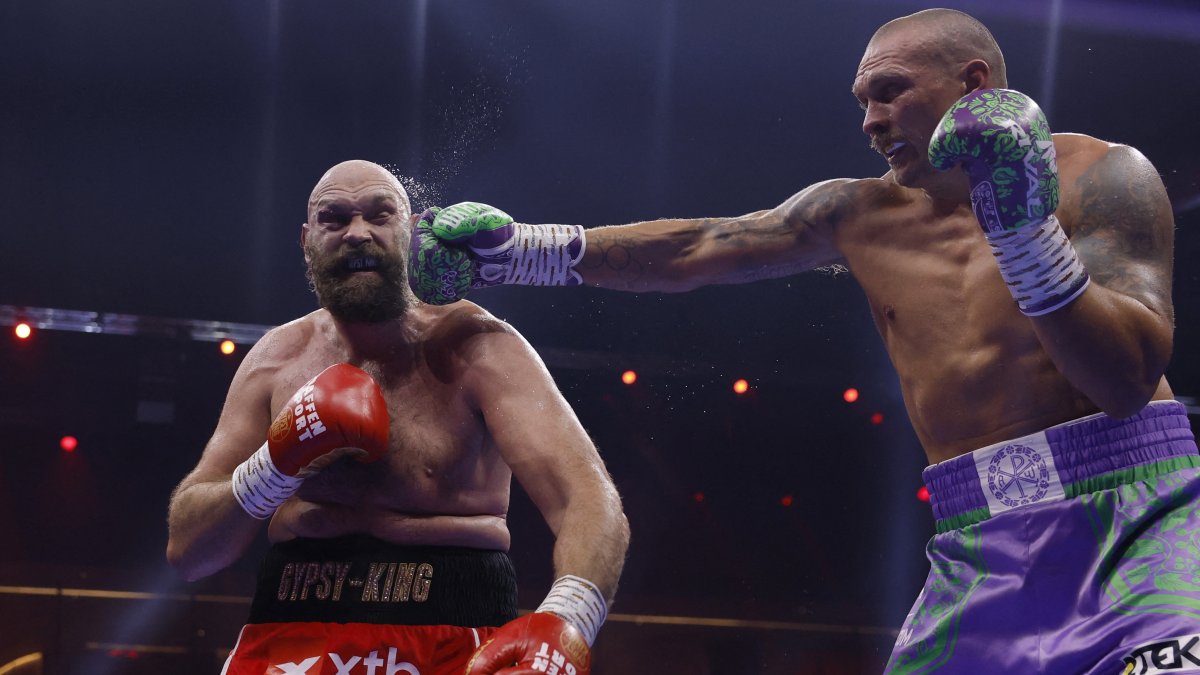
left=1122, top=634, right=1200, bottom=674
left=273, top=647, right=421, bottom=675
left=278, top=561, right=433, bottom=603
left=986, top=444, right=1051, bottom=507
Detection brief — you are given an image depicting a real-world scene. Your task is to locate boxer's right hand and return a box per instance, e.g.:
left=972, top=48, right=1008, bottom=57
left=232, top=363, right=389, bottom=519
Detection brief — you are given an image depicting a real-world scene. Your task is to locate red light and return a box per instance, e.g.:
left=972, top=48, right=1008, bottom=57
left=732, top=379, right=750, bottom=394
left=60, top=436, right=78, bottom=452
left=621, top=370, right=637, bottom=385
left=14, top=322, right=32, bottom=340
left=693, top=491, right=705, bottom=503
left=843, top=388, right=859, bottom=403
left=871, top=412, right=884, bottom=425
left=219, top=339, right=236, bottom=355
left=779, top=494, right=793, bottom=507
left=917, top=486, right=930, bottom=502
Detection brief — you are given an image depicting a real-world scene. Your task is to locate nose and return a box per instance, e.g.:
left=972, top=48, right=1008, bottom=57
left=861, top=101, right=890, bottom=138
left=343, top=214, right=372, bottom=245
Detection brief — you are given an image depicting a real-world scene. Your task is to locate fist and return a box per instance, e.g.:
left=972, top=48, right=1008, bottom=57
left=927, top=88, right=1058, bottom=233
left=409, top=207, right=476, bottom=306
left=266, top=363, right=389, bottom=477
left=466, top=613, right=591, bottom=675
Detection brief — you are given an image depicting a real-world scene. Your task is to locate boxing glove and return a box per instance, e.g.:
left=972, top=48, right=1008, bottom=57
left=408, top=203, right=585, bottom=306
left=232, top=363, right=389, bottom=519
left=465, top=576, right=607, bottom=675
left=928, top=88, right=1089, bottom=315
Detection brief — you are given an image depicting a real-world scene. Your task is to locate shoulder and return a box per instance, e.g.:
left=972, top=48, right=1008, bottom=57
left=1054, top=133, right=1158, bottom=180
left=776, top=177, right=903, bottom=231
left=420, top=302, right=528, bottom=369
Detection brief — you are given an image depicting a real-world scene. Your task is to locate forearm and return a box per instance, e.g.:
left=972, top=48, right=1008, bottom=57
left=166, top=479, right=262, bottom=581
left=575, top=219, right=716, bottom=293
left=1032, top=284, right=1172, bottom=418
left=549, top=486, right=630, bottom=603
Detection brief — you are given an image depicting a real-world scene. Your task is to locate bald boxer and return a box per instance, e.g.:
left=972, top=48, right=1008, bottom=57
left=167, top=160, right=629, bottom=675
left=409, top=9, right=1200, bottom=674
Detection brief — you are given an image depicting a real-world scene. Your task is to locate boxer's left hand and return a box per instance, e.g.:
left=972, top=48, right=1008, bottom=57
left=927, top=88, right=1059, bottom=234
left=928, top=89, right=1088, bottom=316
left=465, top=612, right=590, bottom=675
left=409, top=207, right=477, bottom=305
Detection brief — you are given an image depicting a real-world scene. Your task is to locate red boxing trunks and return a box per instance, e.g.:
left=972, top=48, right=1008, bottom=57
left=222, top=535, right=518, bottom=675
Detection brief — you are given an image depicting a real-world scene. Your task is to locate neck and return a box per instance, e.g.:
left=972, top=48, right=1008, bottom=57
left=919, top=167, right=972, bottom=207
left=323, top=309, right=420, bottom=364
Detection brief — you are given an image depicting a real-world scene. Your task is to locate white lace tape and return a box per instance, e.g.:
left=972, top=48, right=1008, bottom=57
left=231, top=442, right=304, bottom=520
left=502, top=224, right=586, bottom=286
left=536, top=575, right=609, bottom=647
left=986, top=215, right=1090, bottom=316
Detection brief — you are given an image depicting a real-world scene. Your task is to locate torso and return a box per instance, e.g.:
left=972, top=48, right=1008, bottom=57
left=252, top=306, right=513, bottom=550
left=833, top=134, right=1172, bottom=463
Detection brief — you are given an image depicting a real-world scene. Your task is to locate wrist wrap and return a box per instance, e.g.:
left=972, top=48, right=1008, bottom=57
left=232, top=442, right=304, bottom=520
left=986, top=215, right=1090, bottom=316
left=536, top=575, right=608, bottom=646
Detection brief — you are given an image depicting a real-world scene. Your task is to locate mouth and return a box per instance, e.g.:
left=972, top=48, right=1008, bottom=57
left=883, top=140, right=908, bottom=160
left=343, top=256, right=379, bottom=273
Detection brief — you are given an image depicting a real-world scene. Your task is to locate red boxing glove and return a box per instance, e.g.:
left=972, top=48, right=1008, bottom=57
left=233, top=363, right=389, bottom=519
left=465, top=612, right=590, bottom=675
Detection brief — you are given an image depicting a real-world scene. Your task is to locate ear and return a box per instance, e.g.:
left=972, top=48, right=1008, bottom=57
left=960, top=60, right=992, bottom=94
left=300, top=222, right=312, bottom=265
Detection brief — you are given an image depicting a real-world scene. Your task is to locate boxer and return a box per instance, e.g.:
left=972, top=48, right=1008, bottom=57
left=408, top=9, right=1200, bottom=673
left=167, top=160, right=628, bottom=675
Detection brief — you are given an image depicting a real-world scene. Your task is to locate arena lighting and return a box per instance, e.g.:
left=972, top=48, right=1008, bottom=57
left=220, top=339, right=236, bottom=355
left=0, top=305, right=271, bottom=345
left=843, top=387, right=860, bottom=403
left=60, top=436, right=78, bottom=452
left=779, top=494, right=794, bottom=507
left=871, top=412, right=884, bottom=425
left=621, top=369, right=637, bottom=385
left=13, top=322, right=32, bottom=339
left=692, top=491, right=705, bottom=503
left=917, top=486, right=931, bottom=503
left=732, top=378, right=749, bottom=394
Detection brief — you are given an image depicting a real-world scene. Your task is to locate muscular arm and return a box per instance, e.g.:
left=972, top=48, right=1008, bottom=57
left=1033, top=144, right=1176, bottom=417
left=573, top=178, right=856, bottom=292
left=166, top=342, right=278, bottom=581
left=462, top=322, right=629, bottom=602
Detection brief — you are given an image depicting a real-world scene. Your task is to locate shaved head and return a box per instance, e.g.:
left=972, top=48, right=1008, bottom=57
left=308, top=159, right=411, bottom=221
left=870, top=8, right=1007, bottom=88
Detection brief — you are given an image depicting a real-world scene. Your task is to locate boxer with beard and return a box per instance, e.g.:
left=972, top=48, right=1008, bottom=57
left=167, top=160, right=629, bottom=675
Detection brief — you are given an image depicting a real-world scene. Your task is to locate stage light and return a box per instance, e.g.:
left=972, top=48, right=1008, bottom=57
left=732, top=379, right=749, bottom=394
left=779, top=494, right=793, bottom=507
left=14, top=322, right=32, bottom=339
left=917, top=486, right=930, bottom=502
left=220, top=339, right=236, bottom=355
left=621, top=370, right=637, bottom=385
left=60, top=436, right=78, bottom=452
left=843, top=387, right=859, bottom=403
left=871, top=412, right=884, bottom=425
left=693, top=491, right=705, bottom=503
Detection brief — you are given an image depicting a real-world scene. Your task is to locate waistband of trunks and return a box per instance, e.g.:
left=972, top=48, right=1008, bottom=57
left=247, top=534, right=518, bottom=627
left=923, top=400, right=1199, bottom=533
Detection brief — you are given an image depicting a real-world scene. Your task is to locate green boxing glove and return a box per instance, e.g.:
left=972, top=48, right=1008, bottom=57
left=408, top=202, right=586, bottom=305
left=408, top=207, right=475, bottom=306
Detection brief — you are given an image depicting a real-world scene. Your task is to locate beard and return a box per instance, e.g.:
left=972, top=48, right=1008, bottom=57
left=305, top=242, right=411, bottom=323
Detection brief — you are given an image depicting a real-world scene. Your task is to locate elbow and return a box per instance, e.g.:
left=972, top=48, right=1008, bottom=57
left=1094, top=369, right=1166, bottom=420
left=166, top=539, right=215, bottom=582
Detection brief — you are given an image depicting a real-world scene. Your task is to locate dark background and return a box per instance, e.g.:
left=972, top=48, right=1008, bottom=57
left=1, top=0, right=1197, bottom=673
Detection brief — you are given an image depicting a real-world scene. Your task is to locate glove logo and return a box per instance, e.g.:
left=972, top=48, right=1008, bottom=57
left=986, top=444, right=1050, bottom=508
left=970, top=181, right=1003, bottom=234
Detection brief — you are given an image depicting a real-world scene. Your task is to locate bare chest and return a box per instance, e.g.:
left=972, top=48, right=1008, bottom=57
left=270, top=350, right=486, bottom=504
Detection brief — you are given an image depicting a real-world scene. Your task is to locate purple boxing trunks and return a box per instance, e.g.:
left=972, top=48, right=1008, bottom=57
left=887, top=401, right=1200, bottom=674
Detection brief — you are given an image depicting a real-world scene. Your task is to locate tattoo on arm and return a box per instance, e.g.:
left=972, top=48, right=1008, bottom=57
left=1070, top=146, right=1174, bottom=316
